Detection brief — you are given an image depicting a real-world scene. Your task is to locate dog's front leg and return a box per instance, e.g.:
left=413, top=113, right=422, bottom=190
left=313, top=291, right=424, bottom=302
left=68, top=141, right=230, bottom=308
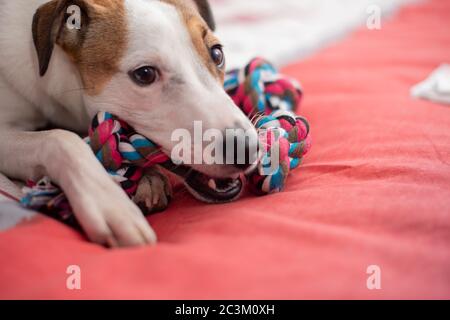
left=0, top=128, right=157, bottom=247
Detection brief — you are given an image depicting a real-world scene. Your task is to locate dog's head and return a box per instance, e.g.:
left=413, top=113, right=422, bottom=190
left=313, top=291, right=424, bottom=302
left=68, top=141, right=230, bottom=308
left=33, top=0, right=258, bottom=202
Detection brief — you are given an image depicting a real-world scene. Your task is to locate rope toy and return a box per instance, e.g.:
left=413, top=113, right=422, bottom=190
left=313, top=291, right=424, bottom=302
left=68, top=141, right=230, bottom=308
left=21, top=58, right=311, bottom=224
left=248, top=110, right=311, bottom=194
left=225, top=57, right=303, bottom=116
left=225, top=58, right=311, bottom=194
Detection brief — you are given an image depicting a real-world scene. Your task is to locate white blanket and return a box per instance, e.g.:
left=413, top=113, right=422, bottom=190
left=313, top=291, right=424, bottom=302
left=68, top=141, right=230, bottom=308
left=212, top=0, right=419, bottom=68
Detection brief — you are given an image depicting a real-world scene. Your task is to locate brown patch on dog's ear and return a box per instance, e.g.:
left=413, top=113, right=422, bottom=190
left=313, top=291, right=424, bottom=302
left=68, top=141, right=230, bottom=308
left=32, top=0, right=89, bottom=76
left=32, top=0, right=126, bottom=95
left=192, top=0, right=216, bottom=31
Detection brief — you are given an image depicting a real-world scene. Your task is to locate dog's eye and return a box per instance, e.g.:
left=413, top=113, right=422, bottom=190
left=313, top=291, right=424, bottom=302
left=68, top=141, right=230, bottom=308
left=130, top=66, right=159, bottom=86
left=210, top=45, right=225, bottom=68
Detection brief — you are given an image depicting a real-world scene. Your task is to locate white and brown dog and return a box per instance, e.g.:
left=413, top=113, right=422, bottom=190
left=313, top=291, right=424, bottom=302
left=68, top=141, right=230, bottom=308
left=0, top=0, right=258, bottom=247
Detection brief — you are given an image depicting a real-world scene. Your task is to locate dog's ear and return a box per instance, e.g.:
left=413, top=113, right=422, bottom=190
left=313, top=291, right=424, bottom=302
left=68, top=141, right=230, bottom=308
left=192, top=0, right=216, bottom=31
left=32, top=0, right=90, bottom=76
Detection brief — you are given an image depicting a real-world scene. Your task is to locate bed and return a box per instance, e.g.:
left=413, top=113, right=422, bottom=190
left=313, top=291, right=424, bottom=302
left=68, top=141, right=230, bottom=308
left=0, top=0, right=449, bottom=299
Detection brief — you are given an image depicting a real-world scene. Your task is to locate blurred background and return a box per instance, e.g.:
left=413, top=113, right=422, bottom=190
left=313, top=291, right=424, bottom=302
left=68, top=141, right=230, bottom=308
left=211, top=0, right=418, bottom=68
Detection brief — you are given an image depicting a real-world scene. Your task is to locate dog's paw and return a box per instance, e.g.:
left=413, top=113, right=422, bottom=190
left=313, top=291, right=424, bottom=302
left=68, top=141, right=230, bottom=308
left=134, top=168, right=173, bottom=215
left=68, top=177, right=158, bottom=248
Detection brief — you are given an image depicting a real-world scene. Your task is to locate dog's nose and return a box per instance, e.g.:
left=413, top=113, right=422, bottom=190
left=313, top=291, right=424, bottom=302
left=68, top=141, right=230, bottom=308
left=223, top=130, right=259, bottom=171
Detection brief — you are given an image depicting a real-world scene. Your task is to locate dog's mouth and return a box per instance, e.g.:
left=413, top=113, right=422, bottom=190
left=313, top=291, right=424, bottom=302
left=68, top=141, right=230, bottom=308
left=184, top=170, right=244, bottom=203
left=165, top=164, right=244, bottom=203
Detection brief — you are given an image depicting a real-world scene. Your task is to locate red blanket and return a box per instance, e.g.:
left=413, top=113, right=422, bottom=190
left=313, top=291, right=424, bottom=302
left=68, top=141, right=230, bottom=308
left=1, top=0, right=449, bottom=299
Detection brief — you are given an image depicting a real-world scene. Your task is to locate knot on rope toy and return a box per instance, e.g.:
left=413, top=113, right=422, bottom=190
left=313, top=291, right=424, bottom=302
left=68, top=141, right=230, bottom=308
left=251, top=110, right=311, bottom=195
left=21, top=58, right=311, bottom=223
left=225, top=57, right=310, bottom=194
left=225, top=57, right=303, bottom=116
left=86, top=113, right=171, bottom=197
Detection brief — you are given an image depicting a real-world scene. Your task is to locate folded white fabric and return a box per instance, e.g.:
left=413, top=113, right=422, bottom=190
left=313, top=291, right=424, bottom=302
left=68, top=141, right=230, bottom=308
left=411, top=64, right=450, bottom=105
left=0, top=173, right=33, bottom=231
left=0, top=201, right=36, bottom=231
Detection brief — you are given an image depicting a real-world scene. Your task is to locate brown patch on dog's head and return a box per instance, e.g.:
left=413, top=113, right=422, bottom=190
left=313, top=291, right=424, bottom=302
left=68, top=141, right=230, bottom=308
left=32, top=0, right=126, bottom=95
left=162, top=0, right=224, bottom=82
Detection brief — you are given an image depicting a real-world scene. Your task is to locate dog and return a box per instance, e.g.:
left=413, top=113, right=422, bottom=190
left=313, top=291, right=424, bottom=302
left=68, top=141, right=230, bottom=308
left=0, top=0, right=258, bottom=247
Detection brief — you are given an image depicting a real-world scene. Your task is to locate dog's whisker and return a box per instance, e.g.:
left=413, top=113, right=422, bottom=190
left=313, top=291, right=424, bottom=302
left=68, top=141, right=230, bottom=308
left=250, top=112, right=265, bottom=126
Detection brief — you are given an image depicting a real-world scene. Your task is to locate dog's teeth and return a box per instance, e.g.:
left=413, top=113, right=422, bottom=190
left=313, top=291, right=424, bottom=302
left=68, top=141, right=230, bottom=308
left=208, top=179, right=217, bottom=190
